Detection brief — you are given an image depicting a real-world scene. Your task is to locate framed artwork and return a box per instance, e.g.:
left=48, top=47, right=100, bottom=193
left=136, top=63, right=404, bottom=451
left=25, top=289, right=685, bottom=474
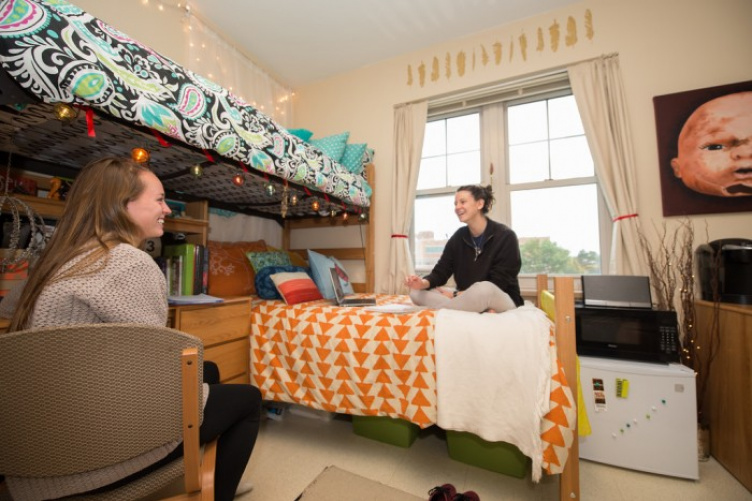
left=653, top=80, right=752, bottom=217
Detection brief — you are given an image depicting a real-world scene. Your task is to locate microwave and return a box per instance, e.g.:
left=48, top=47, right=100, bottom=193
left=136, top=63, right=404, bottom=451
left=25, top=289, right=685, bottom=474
left=575, top=306, right=680, bottom=363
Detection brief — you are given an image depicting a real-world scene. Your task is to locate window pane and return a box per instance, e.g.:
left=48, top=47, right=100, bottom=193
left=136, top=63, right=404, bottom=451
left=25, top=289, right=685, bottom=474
left=414, top=195, right=462, bottom=273
left=422, top=120, right=446, bottom=157
left=447, top=114, right=479, bottom=153
left=548, top=95, right=584, bottom=138
left=417, top=156, right=447, bottom=190
left=511, top=184, right=601, bottom=274
left=447, top=151, right=481, bottom=186
left=509, top=142, right=549, bottom=184
left=550, top=136, right=594, bottom=179
left=508, top=101, right=547, bottom=144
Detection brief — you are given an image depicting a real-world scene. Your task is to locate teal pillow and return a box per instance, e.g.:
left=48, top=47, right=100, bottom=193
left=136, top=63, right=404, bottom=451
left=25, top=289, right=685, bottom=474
left=310, top=131, right=350, bottom=162
left=307, top=249, right=354, bottom=300
left=246, top=250, right=292, bottom=273
left=340, top=143, right=368, bottom=174
left=287, top=128, right=313, bottom=142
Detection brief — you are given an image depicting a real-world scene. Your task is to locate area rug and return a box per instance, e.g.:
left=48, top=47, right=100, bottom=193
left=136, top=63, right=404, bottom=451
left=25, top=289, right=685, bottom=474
left=295, top=465, right=424, bottom=501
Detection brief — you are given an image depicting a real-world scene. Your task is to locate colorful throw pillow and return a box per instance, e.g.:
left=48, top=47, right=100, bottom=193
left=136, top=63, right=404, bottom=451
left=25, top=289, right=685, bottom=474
left=340, top=143, right=368, bottom=174
left=307, top=249, right=354, bottom=300
left=271, top=272, right=323, bottom=305
left=266, top=246, right=308, bottom=268
left=254, top=265, right=311, bottom=300
left=310, top=131, right=350, bottom=162
left=287, top=128, right=313, bottom=142
left=208, top=240, right=267, bottom=296
left=246, top=251, right=292, bottom=273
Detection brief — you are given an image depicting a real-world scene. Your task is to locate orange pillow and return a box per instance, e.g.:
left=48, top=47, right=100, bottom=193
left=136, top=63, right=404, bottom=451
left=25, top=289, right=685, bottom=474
left=208, top=240, right=267, bottom=296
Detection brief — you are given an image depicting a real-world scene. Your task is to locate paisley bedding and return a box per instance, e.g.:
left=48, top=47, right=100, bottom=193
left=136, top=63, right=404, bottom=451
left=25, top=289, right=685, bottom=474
left=0, top=0, right=371, bottom=208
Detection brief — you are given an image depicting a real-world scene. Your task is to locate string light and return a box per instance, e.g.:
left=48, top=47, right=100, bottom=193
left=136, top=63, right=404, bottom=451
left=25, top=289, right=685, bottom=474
left=311, top=199, right=320, bottom=212
left=53, top=103, right=78, bottom=122
left=189, top=163, right=204, bottom=177
left=131, top=147, right=150, bottom=163
left=265, top=183, right=276, bottom=196
left=232, top=172, right=244, bottom=186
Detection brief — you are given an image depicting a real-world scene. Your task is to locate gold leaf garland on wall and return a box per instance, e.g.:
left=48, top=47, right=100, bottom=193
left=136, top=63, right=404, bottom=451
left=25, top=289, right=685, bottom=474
left=406, top=9, right=594, bottom=88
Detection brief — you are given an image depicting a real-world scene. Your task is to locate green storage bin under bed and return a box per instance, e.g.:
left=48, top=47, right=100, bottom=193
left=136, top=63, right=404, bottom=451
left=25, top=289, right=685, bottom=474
left=352, top=415, right=419, bottom=448
left=446, top=430, right=530, bottom=478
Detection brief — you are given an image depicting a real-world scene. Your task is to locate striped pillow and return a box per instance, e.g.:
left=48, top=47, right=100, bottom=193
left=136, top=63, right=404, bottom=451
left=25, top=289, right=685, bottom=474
left=270, top=272, right=323, bottom=305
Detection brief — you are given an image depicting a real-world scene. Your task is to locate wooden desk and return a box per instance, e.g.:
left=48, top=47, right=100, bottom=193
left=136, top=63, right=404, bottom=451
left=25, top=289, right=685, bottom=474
left=695, top=300, right=752, bottom=493
left=0, top=297, right=252, bottom=384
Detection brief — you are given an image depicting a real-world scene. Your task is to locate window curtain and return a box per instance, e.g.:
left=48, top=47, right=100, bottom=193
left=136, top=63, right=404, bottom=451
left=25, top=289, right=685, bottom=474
left=385, top=101, right=428, bottom=293
left=186, top=14, right=293, bottom=126
left=568, top=55, right=644, bottom=275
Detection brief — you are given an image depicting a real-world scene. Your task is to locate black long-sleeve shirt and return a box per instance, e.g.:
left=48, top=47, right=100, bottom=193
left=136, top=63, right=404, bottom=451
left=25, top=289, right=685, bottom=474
left=422, top=218, right=523, bottom=306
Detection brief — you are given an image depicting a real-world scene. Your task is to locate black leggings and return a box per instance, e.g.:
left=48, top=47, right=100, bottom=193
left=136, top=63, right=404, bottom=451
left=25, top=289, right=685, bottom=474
left=87, top=362, right=262, bottom=501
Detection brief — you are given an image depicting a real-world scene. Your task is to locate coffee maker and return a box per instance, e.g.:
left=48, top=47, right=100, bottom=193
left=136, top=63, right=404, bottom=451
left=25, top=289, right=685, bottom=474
left=696, top=238, right=752, bottom=305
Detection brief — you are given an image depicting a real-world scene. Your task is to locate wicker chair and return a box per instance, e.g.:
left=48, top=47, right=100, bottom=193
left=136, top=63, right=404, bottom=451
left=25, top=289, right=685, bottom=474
left=0, top=323, right=217, bottom=501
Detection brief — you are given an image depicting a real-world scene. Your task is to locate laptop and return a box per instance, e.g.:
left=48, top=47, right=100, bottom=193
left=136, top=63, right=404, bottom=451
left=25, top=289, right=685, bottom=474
left=581, top=275, right=653, bottom=309
left=329, top=267, right=377, bottom=307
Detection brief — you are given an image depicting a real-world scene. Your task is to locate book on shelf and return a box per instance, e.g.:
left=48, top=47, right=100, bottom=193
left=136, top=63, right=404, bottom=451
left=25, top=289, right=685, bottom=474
left=161, top=243, right=208, bottom=297
left=168, top=293, right=223, bottom=305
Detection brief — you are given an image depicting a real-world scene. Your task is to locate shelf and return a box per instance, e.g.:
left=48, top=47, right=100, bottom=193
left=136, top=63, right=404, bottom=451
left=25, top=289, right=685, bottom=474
left=2, top=193, right=209, bottom=245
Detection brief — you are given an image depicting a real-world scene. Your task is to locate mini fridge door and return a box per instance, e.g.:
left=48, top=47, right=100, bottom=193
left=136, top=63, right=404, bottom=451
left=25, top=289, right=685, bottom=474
left=578, top=356, right=699, bottom=479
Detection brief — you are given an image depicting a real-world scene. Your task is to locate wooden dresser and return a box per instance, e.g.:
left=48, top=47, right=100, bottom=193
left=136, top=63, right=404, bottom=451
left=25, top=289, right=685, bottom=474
left=0, top=297, right=252, bottom=384
left=170, top=297, right=252, bottom=384
left=695, top=300, right=752, bottom=493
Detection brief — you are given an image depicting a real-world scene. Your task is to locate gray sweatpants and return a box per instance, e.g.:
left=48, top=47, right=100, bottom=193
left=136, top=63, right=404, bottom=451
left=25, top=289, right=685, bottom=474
left=409, top=280, right=517, bottom=313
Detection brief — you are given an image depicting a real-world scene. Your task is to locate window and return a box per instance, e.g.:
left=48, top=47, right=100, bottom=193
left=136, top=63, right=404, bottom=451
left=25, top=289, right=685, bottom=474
left=413, top=113, right=481, bottom=273
left=412, top=75, right=608, bottom=276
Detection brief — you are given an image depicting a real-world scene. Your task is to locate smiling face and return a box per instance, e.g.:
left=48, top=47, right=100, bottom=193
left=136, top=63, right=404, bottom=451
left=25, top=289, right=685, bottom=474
left=126, top=170, right=171, bottom=239
left=671, top=91, right=752, bottom=197
left=454, top=189, right=485, bottom=224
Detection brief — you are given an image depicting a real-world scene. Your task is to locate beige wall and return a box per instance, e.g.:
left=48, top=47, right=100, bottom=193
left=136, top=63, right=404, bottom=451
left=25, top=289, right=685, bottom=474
left=293, top=0, right=752, bottom=291
left=73, top=0, right=752, bottom=292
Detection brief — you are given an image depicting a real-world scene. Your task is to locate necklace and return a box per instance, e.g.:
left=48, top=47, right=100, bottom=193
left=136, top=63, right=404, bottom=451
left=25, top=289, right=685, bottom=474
left=472, top=234, right=484, bottom=261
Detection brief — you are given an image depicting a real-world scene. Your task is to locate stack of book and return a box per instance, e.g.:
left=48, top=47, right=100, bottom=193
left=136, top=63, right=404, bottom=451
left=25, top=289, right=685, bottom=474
left=156, top=243, right=209, bottom=296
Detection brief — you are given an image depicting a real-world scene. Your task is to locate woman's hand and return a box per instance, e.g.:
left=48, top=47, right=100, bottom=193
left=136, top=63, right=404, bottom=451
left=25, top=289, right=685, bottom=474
left=404, top=275, right=428, bottom=290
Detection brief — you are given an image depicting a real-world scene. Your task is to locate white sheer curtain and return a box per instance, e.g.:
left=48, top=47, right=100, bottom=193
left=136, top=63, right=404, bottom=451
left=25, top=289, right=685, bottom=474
left=384, top=101, right=428, bottom=294
left=186, top=14, right=293, bottom=126
left=568, top=55, right=644, bottom=275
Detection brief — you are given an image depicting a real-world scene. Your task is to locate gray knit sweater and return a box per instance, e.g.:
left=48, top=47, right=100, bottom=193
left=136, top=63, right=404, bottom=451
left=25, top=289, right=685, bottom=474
left=6, top=243, right=179, bottom=501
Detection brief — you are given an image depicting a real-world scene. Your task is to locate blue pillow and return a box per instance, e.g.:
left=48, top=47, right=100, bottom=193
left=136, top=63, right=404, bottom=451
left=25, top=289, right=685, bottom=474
left=254, top=265, right=312, bottom=300
left=287, top=128, right=313, bottom=142
left=310, top=131, right=350, bottom=162
left=307, top=249, right=354, bottom=300
left=340, top=143, right=368, bottom=174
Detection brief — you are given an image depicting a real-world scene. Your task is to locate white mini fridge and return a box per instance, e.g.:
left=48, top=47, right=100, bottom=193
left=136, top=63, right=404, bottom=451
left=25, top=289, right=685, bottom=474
left=578, top=356, right=699, bottom=479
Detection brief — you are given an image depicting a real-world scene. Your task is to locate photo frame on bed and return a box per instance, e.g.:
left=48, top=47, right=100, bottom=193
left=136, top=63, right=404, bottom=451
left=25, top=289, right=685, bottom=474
left=653, top=79, right=752, bottom=217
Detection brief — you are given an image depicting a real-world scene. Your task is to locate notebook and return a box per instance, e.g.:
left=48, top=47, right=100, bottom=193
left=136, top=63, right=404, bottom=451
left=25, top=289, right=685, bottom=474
left=329, top=267, right=376, bottom=307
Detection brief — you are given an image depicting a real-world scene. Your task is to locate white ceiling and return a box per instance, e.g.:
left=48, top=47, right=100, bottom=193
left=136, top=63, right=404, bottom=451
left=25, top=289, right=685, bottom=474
left=188, top=0, right=579, bottom=88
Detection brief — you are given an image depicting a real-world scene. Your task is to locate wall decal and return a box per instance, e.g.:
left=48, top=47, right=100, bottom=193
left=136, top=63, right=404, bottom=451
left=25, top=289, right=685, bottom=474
left=431, top=57, right=440, bottom=82
left=519, top=33, right=529, bottom=61
left=549, top=20, right=561, bottom=52
left=405, top=9, right=596, bottom=88
left=566, top=16, right=578, bottom=47
left=653, top=80, right=752, bottom=216
left=457, top=51, right=467, bottom=77
left=585, top=9, right=594, bottom=40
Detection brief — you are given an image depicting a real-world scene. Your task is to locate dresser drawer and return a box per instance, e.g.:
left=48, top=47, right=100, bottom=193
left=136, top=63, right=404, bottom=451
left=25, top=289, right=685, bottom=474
left=175, top=300, right=251, bottom=346
left=205, top=339, right=250, bottom=384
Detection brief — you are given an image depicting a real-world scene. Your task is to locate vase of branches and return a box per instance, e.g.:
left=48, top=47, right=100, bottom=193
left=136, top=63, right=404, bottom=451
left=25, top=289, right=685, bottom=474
left=636, top=218, right=719, bottom=461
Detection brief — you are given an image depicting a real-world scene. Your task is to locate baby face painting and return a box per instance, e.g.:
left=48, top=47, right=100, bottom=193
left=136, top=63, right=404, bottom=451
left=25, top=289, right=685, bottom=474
left=670, top=91, right=752, bottom=197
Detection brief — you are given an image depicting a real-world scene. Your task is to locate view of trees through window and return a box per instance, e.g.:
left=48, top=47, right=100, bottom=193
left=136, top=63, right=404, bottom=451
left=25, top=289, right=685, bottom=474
left=413, top=92, right=603, bottom=276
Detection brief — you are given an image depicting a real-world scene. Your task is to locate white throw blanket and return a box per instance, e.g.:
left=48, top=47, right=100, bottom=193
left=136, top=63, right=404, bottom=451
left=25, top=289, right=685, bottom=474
left=434, top=303, right=552, bottom=481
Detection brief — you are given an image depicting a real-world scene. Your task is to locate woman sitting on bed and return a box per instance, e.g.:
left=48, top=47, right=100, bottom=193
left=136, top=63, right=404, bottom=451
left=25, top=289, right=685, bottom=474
left=404, top=184, right=523, bottom=313
left=6, top=157, right=260, bottom=501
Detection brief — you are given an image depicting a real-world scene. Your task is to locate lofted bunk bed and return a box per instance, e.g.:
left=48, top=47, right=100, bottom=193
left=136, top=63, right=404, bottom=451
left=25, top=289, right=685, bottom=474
left=0, top=1, right=578, bottom=498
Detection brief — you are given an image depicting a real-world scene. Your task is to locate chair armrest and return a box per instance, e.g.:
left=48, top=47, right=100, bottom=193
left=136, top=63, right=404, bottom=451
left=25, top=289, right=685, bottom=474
left=181, top=347, right=201, bottom=494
